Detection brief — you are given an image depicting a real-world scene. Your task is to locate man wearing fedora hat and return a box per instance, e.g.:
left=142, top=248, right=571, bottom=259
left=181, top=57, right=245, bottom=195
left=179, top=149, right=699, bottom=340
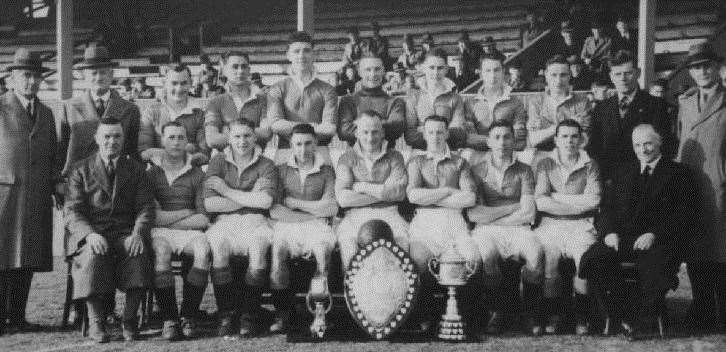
left=676, top=42, right=726, bottom=332
left=481, top=36, right=505, bottom=63
left=0, top=48, right=60, bottom=334
left=59, top=44, right=142, bottom=178
left=555, top=21, right=581, bottom=59
left=580, top=20, right=611, bottom=73
left=57, top=44, right=142, bottom=324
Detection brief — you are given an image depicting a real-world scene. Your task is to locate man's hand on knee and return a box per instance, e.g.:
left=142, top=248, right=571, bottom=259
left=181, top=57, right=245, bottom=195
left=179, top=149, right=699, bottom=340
left=86, top=233, right=108, bottom=255
left=125, top=234, right=146, bottom=257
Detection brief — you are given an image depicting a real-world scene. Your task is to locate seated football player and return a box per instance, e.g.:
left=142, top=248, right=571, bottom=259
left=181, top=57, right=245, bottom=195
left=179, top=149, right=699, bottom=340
left=407, top=115, right=478, bottom=331
left=269, top=123, right=338, bottom=333
left=336, top=110, right=409, bottom=269
left=532, top=119, right=600, bottom=335
left=203, top=118, right=277, bottom=339
left=467, top=120, right=544, bottom=336
left=147, top=121, right=211, bottom=340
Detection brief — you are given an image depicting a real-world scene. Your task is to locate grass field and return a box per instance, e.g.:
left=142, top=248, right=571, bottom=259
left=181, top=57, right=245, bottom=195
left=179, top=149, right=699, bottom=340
left=1, top=257, right=725, bottom=352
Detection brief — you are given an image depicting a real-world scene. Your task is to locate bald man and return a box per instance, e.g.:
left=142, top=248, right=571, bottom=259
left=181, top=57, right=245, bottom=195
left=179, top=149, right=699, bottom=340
left=580, top=124, right=697, bottom=339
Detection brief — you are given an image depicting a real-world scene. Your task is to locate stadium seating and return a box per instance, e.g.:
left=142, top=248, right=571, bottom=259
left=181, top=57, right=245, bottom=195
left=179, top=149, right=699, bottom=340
left=0, top=0, right=719, bottom=99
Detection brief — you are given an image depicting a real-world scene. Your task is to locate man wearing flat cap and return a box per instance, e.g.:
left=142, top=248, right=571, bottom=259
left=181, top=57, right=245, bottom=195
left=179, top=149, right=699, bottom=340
left=0, top=48, right=60, bottom=335
left=676, top=42, right=726, bottom=332
left=580, top=20, right=611, bottom=73
left=59, top=44, right=142, bottom=179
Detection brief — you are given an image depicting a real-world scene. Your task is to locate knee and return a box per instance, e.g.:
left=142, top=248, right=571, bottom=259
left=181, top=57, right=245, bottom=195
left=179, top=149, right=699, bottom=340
left=190, top=237, right=211, bottom=260
left=152, top=238, right=173, bottom=259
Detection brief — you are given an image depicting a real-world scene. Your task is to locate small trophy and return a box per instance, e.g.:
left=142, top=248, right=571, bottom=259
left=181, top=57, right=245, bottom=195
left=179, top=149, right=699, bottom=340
left=306, top=275, right=332, bottom=339
left=428, top=243, right=477, bottom=341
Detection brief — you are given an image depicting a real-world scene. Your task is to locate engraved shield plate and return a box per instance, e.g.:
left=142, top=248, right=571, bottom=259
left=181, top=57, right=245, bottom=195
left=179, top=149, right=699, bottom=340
left=344, top=239, right=418, bottom=340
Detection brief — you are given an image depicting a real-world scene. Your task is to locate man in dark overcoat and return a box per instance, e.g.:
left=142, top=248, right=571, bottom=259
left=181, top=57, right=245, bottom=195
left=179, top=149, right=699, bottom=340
left=0, top=48, right=60, bottom=334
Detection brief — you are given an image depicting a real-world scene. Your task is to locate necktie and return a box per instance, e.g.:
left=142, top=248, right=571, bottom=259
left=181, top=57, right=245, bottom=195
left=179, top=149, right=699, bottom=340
left=702, top=93, right=709, bottom=110
left=641, top=165, right=651, bottom=184
left=619, top=96, right=629, bottom=117
left=96, top=98, right=105, bottom=117
left=107, top=160, right=116, bottom=188
left=26, top=101, right=34, bottom=124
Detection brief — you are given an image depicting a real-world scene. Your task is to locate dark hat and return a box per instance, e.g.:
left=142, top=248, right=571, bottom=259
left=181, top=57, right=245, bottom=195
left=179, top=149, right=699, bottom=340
left=684, top=42, right=723, bottom=67
left=560, top=20, right=574, bottom=32
left=482, top=36, right=496, bottom=46
left=4, top=48, right=50, bottom=73
left=74, top=45, right=119, bottom=70
left=566, top=55, right=584, bottom=65
left=251, top=72, right=262, bottom=81
left=393, top=62, right=405, bottom=72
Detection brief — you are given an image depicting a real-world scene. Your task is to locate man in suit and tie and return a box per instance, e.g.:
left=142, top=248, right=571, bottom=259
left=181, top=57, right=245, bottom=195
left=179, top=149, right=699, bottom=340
left=65, top=118, right=155, bottom=343
left=580, top=124, right=697, bottom=339
left=676, top=43, right=726, bottom=332
left=587, top=50, right=674, bottom=182
left=59, top=44, right=142, bottom=179
left=0, top=48, right=60, bottom=334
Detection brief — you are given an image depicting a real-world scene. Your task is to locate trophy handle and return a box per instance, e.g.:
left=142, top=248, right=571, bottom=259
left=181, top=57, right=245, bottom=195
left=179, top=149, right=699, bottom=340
left=428, top=256, right=440, bottom=281
left=306, top=290, right=333, bottom=314
left=465, top=259, right=478, bottom=280
left=306, top=275, right=333, bottom=314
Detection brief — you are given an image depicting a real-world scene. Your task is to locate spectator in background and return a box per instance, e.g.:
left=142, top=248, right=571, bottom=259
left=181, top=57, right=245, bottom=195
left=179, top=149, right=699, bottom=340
left=397, top=34, right=418, bottom=70
left=611, top=17, right=637, bottom=54
left=529, top=69, right=547, bottom=92
left=384, top=62, right=409, bottom=95
left=520, top=8, right=544, bottom=48
left=580, top=20, right=611, bottom=73
left=457, top=30, right=483, bottom=90
left=421, top=33, right=435, bottom=55
left=568, top=55, right=595, bottom=91
left=589, top=77, right=611, bottom=109
left=336, top=65, right=359, bottom=96
left=343, top=27, right=363, bottom=67
left=132, top=77, right=156, bottom=100
left=369, top=21, right=391, bottom=70
left=507, top=62, right=528, bottom=92
left=555, top=21, right=581, bottom=58
left=0, top=77, right=6, bottom=95
left=405, top=48, right=467, bottom=150
left=482, top=36, right=506, bottom=62
left=649, top=79, right=667, bottom=98
left=251, top=73, right=269, bottom=94
left=119, top=78, right=133, bottom=100
left=199, top=54, right=219, bottom=85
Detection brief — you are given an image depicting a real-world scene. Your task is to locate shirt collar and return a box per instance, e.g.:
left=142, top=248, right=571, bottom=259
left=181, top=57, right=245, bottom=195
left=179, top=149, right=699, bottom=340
left=287, top=151, right=325, bottom=173
left=486, top=151, right=515, bottom=171
left=165, top=100, right=197, bottom=120
left=617, top=89, right=638, bottom=105
left=14, top=92, right=34, bottom=110
left=419, top=77, right=456, bottom=97
left=426, top=144, right=452, bottom=161
left=99, top=154, right=120, bottom=168
left=544, top=88, right=574, bottom=107
left=551, top=148, right=591, bottom=171
left=90, top=90, right=111, bottom=103
left=160, top=156, right=193, bottom=185
left=287, top=68, right=318, bottom=91
left=223, top=145, right=263, bottom=175
left=640, top=155, right=661, bottom=174
left=476, top=85, right=512, bottom=105
left=230, top=84, right=262, bottom=111
left=699, top=85, right=718, bottom=100
left=353, top=140, right=389, bottom=162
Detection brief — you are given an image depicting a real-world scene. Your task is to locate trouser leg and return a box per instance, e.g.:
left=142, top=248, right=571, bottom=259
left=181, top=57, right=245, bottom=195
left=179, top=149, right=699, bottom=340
left=0, top=271, right=7, bottom=331
left=716, top=263, right=726, bottom=331
left=123, top=289, right=146, bottom=324
left=6, top=269, right=33, bottom=325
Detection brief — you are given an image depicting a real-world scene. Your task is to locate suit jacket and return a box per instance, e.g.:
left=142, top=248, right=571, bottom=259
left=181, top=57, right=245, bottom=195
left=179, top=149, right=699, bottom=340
left=611, top=31, right=637, bottom=54
left=599, top=158, right=698, bottom=249
left=64, top=153, right=154, bottom=255
left=677, top=86, right=726, bottom=262
left=587, top=90, right=674, bottom=180
left=0, top=92, right=59, bottom=271
left=59, top=89, right=141, bottom=177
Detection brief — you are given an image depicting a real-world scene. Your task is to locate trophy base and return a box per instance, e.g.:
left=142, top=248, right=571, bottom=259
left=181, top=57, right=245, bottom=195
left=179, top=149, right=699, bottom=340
left=438, top=319, right=467, bottom=341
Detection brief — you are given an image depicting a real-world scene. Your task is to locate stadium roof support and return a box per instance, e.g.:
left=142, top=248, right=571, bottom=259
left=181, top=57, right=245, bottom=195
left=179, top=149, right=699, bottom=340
left=638, top=0, right=656, bottom=88
left=297, top=0, right=314, bottom=36
left=56, top=0, right=73, bottom=99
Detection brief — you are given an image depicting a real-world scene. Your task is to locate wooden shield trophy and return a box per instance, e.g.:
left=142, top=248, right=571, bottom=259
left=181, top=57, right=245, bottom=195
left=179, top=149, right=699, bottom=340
left=344, top=238, right=418, bottom=340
